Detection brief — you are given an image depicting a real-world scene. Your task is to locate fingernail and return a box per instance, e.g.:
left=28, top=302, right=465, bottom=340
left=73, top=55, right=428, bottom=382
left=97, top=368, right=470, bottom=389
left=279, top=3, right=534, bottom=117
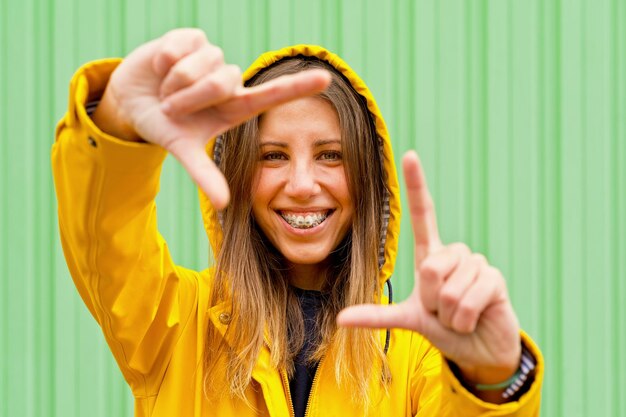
left=161, top=101, right=172, bottom=115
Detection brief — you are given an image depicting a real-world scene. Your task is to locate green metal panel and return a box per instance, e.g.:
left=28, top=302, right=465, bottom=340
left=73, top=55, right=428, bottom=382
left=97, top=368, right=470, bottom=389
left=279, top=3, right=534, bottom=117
left=1, top=0, right=624, bottom=415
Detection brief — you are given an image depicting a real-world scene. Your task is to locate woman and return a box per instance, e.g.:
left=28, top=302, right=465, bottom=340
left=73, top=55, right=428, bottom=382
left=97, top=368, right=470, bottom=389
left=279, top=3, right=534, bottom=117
left=52, top=28, right=543, bottom=416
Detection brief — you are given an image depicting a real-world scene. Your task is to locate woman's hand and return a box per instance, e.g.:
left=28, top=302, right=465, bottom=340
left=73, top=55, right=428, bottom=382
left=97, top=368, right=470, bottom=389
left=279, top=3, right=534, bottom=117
left=92, top=28, right=331, bottom=209
left=337, top=151, right=522, bottom=391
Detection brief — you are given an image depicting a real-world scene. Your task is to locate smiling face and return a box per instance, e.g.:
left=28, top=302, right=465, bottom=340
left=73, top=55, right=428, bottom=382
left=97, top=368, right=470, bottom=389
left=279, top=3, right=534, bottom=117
left=252, top=96, right=354, bottom=286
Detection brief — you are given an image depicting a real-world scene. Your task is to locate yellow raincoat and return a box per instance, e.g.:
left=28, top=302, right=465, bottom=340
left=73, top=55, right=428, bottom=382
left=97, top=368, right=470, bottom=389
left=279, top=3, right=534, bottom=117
left=52, top=45, right=544, bottom=416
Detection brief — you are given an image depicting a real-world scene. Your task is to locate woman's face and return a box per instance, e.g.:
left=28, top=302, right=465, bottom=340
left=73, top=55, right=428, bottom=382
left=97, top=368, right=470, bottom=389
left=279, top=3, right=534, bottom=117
left=252, top=96, right=354, bottom=273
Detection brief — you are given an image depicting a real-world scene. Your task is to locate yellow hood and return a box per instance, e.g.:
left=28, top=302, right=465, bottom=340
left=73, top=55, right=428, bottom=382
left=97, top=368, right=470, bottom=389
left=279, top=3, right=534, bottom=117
left=199, top=45, right=401, bottom=286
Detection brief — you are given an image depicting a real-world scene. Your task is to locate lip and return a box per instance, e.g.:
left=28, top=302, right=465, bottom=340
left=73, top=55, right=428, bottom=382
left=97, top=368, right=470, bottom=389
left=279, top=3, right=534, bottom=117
left=275, top=209, right=335, bottom=236
left=275, top=207, right=333, bottom=214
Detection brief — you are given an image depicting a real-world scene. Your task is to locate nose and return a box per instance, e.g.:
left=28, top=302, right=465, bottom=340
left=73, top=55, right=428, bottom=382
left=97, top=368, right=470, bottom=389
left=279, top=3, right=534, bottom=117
left=284, top=160, right=321, bottom=199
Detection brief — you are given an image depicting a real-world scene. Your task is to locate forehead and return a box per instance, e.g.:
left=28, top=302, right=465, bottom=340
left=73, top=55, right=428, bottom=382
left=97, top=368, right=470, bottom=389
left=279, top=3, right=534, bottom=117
left=258, top=96, right=340, bottom=143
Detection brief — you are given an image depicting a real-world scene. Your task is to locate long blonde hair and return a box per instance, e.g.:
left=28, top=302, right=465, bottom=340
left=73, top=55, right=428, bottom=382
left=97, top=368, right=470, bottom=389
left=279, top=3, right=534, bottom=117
left=204, top=56, right=389, bottom=405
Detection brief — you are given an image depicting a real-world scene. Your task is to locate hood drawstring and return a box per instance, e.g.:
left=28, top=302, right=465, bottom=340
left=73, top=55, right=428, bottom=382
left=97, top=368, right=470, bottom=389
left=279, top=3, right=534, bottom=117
left=383, top=279, right=393, bottom=355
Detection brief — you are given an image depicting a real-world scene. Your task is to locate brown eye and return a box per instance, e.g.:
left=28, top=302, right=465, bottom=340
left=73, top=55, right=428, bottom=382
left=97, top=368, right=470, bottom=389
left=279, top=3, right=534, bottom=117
left=319, top=151, right=342, bottom=161
left=262, top=152, right=287, bottom=161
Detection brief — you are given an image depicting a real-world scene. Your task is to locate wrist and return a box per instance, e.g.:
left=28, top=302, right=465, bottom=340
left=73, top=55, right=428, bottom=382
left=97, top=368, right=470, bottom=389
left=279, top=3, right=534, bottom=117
left=458, top=360, right=520, bottom=387
left=91, top=88, right=142, bottom=142
left=449, top=342, right=537, bottom=404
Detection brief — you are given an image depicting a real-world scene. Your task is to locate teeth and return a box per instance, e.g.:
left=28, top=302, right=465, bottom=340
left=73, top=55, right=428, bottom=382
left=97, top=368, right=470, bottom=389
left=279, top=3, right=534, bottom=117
left=280, top=211, right=329, bottom=229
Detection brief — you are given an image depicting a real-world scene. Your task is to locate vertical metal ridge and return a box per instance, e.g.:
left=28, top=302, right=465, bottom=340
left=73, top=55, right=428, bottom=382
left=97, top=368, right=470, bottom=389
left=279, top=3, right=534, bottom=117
left=0, top=0, right=8, bottom=414
left=553, top=0, right=564, bottom=414
left=609, top=0, right=622, bottom=413
left=25, top=0, right=35, bottom=408
left=618, top=2, right=626, bottom=414
left=245, top=0, right=252, bottom=66
left=191, top=0, right=198, bottom=27
left=407, top=0, right=418, bottom=298
left=480, top=1, right=488, bottom=252
left=506, top=1, right=514, bottom=298
left=335, top=0, right=342, bottom=56
left=33, top=0, right=53, bottom=413
left=389, top=0, right=405, bottom=292
left=433, top=0, right=441, bottom=201
left=528, top=0, right=540, bottom=336
left=263, top=0, right=269, bottom=51
left=47, top=0, right=57, bottom=414
left=215, top=0, right=222, bottom=45
left=408, top=0, right=416, bottom=153
left=467, top=3, right=478, bottom=244
left=361, top=0, right=367, bottom=77
left=144, top=0, right=151, bottom=41
left=463, top=2, right=472, bottom=244
left=580, top=0, right=589, bottom=414
left=619, top=2, right=625, bottom=414
left=288, top=0, right=294, bottom=45
left=457, top=0, right=467, bottom=244
left=119, top=0, right=127, bottom=53
left=536, top=1, right=551, bottom=414
left=392, top=0, right=403, bottom=293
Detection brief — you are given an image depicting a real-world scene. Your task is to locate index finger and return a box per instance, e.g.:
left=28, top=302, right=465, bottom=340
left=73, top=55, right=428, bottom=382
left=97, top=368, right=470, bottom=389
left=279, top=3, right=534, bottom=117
left=403, top=151, right=442, bottom=258
left=166, top=138, right=230, bottom=209
left=221, top=69, right=332, bottom=124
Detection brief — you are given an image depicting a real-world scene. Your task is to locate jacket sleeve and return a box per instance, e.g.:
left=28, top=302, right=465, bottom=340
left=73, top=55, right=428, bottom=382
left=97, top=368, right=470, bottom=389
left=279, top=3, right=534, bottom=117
left=51, top=59, right=200, bottom=397
left=411, top=331, right=544, bottom=416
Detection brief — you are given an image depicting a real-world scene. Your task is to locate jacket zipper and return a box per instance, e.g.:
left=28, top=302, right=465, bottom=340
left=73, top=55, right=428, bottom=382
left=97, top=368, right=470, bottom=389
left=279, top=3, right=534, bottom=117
left=281, top=355, right=326, bottom=417
left=303, top=356, right=325, bottom=417
left=263, top=334, right=297, bottom=417
left=281, top=369, right=296, bottom=417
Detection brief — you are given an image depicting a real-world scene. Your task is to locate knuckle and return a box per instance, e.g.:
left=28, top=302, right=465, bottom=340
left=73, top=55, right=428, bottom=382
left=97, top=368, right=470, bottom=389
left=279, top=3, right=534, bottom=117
left=162, top=28, right=207, bottom=49
left=439, top=290, right=459, bottom=309
left=450, top=242, right=471, bottom=256
left=162, top=99, right=180, bottom=114
left=419, top=262, right=440, bottom=283
left=188, top=28, right=207, bottom=40
left=495, top=272, right=507, bottom=289
left=452, top=314, right=474, bottom=334
left=210, top=45, right=225, bottom=62
left=413, top=197, right=434, bottom=218
left=174, top=28, right=207, bottom=45
left=171, top=66, right=195, bottom=85
left=228, top=64, right=242, bottom=78
left=157, top=47, right=178, bottom=67
left=205, top=77, right=227, bottom=97
left=162, top=28, right=181, bottom=39
left=456, top=301, right=477, bottom=322
left=486, top=265, right=503, bottom=280
left=470, top=253, right=488, bottom=266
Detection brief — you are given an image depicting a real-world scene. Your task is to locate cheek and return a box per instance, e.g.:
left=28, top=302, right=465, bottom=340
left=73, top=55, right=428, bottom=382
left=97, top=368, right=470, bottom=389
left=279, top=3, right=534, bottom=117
left=331, top=171, right=352, bottom=207
left=251, top=169, right=277, bottom=211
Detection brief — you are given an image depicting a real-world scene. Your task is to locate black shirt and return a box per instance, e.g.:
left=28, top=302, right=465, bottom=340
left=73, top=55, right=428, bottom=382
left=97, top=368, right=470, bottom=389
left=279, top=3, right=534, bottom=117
left=289, top=288, right=324, bottom=417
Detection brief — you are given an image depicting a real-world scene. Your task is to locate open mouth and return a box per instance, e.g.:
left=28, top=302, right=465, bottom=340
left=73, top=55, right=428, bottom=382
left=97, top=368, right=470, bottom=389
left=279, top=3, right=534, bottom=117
left=278, top=210, right=334, bottom=229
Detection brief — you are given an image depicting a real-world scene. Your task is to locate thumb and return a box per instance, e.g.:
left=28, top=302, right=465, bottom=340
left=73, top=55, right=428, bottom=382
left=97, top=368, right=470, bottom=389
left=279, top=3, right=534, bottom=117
left=337, top=303, right=423, bottom=331
left=337, top=302, right=463, bottom=360
left=167, top=139, right=230, bottom=209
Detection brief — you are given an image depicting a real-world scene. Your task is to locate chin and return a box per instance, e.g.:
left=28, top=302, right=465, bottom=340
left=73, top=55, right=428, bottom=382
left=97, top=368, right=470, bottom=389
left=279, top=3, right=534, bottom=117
left=280, top=247, right=332, bottom=266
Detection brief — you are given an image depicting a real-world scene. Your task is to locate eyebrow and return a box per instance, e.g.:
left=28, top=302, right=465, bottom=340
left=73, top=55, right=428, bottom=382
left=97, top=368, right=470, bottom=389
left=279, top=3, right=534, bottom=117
left=259, top=139, right=342, bottom=148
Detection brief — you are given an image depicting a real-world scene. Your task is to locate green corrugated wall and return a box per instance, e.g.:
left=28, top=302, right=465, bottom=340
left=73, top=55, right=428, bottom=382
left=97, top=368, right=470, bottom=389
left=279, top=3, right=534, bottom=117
left=1, top=0, right=625, bottom=415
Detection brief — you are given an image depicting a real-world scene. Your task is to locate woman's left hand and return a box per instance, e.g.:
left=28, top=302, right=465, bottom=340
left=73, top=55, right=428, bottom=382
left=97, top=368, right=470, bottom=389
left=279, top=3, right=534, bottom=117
left=337, top=151, right=521, bottom=387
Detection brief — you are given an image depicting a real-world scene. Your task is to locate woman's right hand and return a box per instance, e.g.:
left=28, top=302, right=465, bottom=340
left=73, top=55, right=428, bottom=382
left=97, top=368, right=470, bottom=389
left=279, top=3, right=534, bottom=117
left=92, top=28, right=331, bottom=209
